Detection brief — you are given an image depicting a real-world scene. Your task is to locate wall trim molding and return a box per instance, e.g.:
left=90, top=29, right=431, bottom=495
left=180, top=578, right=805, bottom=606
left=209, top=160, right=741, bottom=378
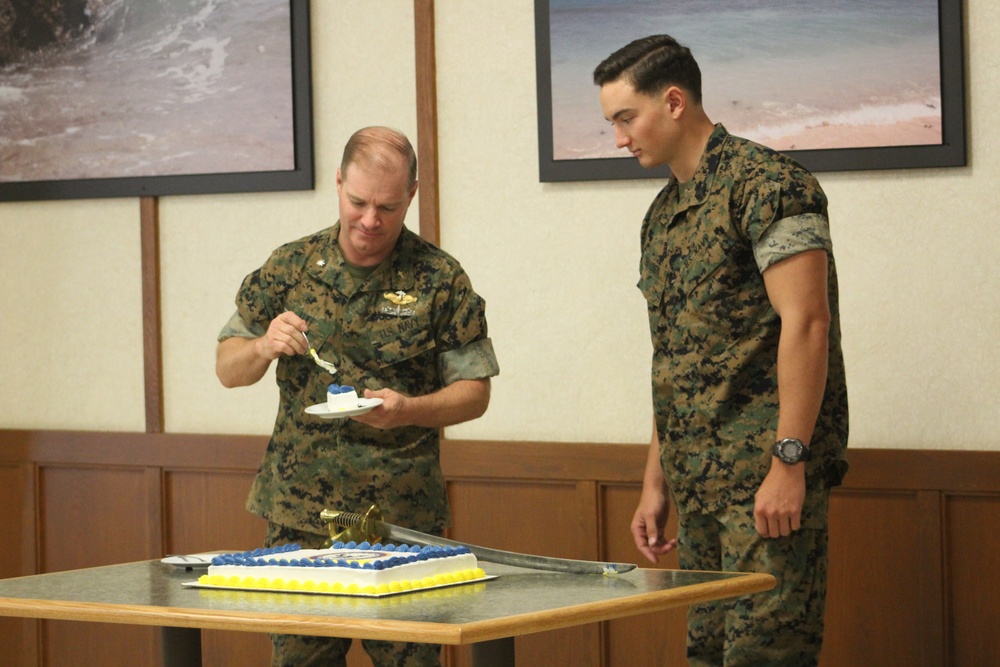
left=2, top=430, right=997, bottom=492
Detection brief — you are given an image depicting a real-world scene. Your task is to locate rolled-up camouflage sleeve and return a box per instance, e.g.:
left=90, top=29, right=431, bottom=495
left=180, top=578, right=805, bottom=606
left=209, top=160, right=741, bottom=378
left=438, top=337, right=500, bottom=385
left=753, top=213, right=833, bottom=273
left=217, top=310, right=267, bottom=342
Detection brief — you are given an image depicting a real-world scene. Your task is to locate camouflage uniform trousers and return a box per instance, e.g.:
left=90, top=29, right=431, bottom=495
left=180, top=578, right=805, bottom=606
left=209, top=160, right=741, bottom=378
left=265, top=523, right=442, bottom=667
left=678, top=493, right=829, bottom=667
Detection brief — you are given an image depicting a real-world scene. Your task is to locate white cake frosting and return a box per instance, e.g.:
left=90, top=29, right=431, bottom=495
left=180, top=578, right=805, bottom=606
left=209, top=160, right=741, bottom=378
left=198, top=541, right=485, bottom=596
left=327, top=384, right=359, bottom=411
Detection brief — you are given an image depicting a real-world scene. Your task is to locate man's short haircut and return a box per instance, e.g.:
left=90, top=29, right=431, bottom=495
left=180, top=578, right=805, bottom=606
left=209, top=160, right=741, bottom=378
left=341, top=126, right=418, bottom=188
left=593, top=34, right=703, bottom=104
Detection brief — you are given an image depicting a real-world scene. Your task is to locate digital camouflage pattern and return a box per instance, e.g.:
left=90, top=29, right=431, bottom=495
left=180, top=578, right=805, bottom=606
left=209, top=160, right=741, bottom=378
left=265, top=524, right=443, bottom=667
left=638, top=124, right=848, bottom=664
left=679, top=498, right=829, bottom=667
left=222, top=222, right=499, bottom=538
left=637, top=123, right=849, bottom=522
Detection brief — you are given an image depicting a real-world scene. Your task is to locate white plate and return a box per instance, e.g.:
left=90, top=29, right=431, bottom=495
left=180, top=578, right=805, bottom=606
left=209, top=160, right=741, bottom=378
left=161, top=552, right=233, bottom=569
left=305, top=397, right=383, bottom=419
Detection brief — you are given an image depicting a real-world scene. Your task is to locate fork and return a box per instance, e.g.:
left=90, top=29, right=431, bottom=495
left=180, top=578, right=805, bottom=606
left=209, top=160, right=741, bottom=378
left=301, top=330, right=337, bottom=374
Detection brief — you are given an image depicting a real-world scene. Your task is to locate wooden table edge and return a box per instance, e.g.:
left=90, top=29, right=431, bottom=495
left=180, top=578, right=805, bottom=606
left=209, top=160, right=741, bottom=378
left=0, top=571, right=775, bottom=645
left=452, top=571, right=776, bottom=643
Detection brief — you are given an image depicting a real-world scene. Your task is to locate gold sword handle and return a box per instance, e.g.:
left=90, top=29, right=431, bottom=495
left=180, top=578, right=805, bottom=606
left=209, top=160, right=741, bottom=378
left=319, top=505, right=386, bottom=547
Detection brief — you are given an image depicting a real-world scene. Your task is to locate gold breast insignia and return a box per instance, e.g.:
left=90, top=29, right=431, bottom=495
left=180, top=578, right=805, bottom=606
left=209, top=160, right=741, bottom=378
left=383, top=291, right=417, bottom=306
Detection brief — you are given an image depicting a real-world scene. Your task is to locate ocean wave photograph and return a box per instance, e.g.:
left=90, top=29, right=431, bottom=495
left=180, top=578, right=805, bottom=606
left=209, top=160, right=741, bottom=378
left=0, top=0, right=297, bottom=184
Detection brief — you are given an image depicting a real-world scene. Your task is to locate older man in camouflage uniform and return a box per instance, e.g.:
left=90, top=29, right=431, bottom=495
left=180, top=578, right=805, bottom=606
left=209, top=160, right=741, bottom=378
left=216, top=126, right=499, bottom=667
left=594, top=36, right=848, bottom=666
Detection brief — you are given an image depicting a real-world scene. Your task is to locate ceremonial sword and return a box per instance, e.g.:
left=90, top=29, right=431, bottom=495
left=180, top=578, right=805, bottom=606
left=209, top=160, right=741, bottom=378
left=319, top=505, right=636, bottom=575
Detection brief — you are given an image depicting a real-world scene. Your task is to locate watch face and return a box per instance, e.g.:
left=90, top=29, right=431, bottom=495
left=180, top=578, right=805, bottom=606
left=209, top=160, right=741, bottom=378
left=775, top=439, right=805, bottom=463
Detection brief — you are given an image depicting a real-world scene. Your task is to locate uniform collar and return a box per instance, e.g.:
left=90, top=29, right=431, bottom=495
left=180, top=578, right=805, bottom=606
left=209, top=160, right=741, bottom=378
left=305, top=222, right=417, bottom=296
left=671, top=123, right=730, bottom=211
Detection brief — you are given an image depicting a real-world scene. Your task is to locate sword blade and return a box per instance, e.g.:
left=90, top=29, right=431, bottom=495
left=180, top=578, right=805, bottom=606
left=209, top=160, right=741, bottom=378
left=350, top=516, right=636, bottom=575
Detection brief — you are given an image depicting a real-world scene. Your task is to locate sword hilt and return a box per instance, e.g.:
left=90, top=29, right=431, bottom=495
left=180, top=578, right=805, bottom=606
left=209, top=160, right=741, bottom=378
left=319, top=505, right=638, bottom=574
left=319, top=504, right=383, bottom=547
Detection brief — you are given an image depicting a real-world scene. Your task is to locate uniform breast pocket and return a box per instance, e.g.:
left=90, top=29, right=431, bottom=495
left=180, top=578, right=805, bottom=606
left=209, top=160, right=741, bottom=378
left=638, top=261, right=671, bottom=336
left=369, top=315, right=437, bottom=368
left=638, top=272, right=665, bottom=306
left=638, top=254, right=671, bottom=307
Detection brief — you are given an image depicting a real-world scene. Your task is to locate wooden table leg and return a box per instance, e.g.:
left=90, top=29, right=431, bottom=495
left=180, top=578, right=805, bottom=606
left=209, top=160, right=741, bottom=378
left=161, top=626, right=202, bottom=667
left=471, top=637, right=515, bottom=667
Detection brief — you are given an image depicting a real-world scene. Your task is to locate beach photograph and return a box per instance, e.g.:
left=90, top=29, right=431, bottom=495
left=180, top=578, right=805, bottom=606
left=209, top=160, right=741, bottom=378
left=0, top=0, right=297, bottom=184
left=547, top=0, right=944, bottom=161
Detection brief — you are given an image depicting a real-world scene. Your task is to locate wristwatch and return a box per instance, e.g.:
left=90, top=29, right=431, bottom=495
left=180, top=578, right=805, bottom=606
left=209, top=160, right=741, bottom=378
left=772, top=438, right=811, bottom=464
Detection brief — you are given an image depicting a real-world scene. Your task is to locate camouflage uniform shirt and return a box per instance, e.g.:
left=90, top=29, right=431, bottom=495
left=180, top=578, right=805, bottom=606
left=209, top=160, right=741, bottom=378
left=638, top=124, right=848, bottom=521
left=220, top=223, right=499, bottom=535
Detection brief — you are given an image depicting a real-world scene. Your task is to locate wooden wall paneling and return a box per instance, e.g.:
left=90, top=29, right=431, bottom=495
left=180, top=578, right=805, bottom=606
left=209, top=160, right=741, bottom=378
left=146, top=466, right=165, bottom=559
left=446, top=479, right=602, bottom=667
left=576, top=480, right=601, bottom=560
left=601, top=483, right=687, bottom=667
left=38, top=465, right=155, bottom=571
left=822, top=490, right=930, bottom=667
left=0, top=430, right=268, bottom=471
left=201, top=628, right=273, bottom=667
left=442, top=440, right=647, bottom=484
left=38, top=464, right=159, bottom=666
left=0, top=463, right=36, bottom=578
left=447, top=480, right=595, bottom=558
left=2, top=433, right=1000, bottom=666
left=162, top=469, right=266, bottom=555
left=840, top=449, right=1000, bottom=493
left=40, top=619, right=158, bottom=667
left=164, top=468, right=272, bottom=666
left=915, top=490, right=946, bottom=667
left=0, top=463, right=39, bottom=666
left=0, top=615, right=38, bottom=664
left=943, top=493, right=1000, bottom=667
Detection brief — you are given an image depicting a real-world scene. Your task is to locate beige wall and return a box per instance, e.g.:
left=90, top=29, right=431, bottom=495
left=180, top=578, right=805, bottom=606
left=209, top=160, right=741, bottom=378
left=1, top=0, right=997, bottom=451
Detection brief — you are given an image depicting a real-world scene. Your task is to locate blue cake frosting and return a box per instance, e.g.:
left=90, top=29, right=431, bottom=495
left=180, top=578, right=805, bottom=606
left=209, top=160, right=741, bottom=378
left=210, top=541, right=472, bottom=570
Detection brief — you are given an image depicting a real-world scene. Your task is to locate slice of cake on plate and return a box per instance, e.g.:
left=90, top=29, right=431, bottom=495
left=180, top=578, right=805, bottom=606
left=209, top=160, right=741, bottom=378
left=327, top=384, right=359, bottom=411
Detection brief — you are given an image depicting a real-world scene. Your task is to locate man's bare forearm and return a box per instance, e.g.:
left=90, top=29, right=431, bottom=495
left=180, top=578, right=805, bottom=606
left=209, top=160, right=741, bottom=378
left=216, top=336, right=272, bottom=388
left=406, top=378, right=491, bottom=428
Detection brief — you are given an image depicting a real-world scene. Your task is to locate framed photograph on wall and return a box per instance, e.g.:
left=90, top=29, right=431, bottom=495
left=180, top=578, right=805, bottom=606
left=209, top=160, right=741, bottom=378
left=535, top=0, right=967, bottom=182
left=0, top=0, right=313, bottom=201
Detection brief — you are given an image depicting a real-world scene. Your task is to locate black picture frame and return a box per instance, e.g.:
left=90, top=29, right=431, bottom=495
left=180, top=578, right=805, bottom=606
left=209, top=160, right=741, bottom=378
left=534, top=0, right=967, bottom=183
left=0, top=0, right=313, bottom=201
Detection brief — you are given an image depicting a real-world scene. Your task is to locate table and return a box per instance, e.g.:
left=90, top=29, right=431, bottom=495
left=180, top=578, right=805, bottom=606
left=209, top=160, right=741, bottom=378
left=0, top=559, right=774, bottom=666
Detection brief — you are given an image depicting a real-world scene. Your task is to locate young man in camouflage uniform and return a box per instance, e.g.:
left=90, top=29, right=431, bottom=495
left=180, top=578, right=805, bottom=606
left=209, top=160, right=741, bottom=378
left=594, top=36, right=849, bottom=666
left=216, top=126, right=499, bottom=666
